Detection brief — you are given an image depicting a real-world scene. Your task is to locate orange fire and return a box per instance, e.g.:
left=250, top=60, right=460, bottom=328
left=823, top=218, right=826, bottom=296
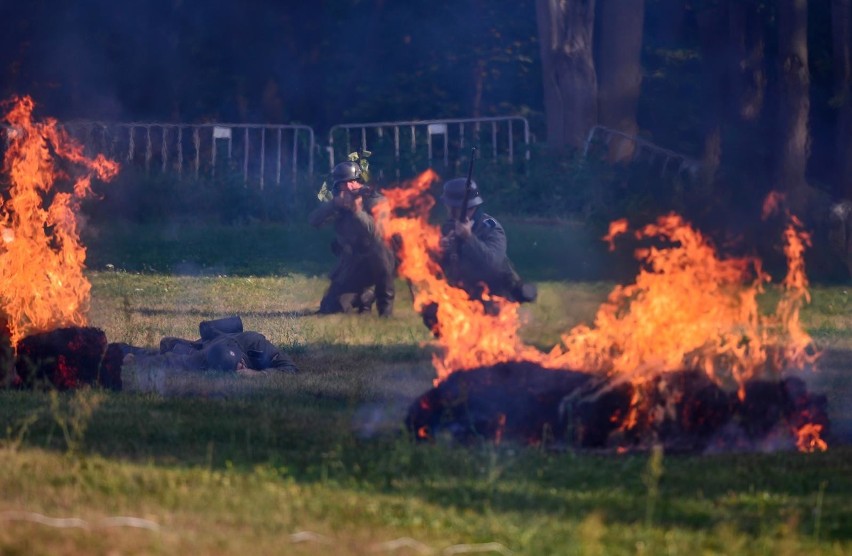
left=0, top=96, right=119, bottom=346
left=376, top=171, right=825, bottom=452
left=548, top=213, right=817, bottom=394
left=796, top=423, right=828, bottom=453
left=374, top=170, right=544, bottom=381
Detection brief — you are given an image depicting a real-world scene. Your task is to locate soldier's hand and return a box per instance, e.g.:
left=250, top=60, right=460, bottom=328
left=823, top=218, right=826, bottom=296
left=333, top=190, right=356, bottom=210
left=454, top=219, right=473, bottom=239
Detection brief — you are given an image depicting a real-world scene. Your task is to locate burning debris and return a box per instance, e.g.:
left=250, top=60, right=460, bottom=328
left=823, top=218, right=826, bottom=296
left=0, top=96, right=119, bottom=389
left=11, top=326, right=122, bottom=390
left=407, top=362, right=829, bottom=453
left=378, top=173, right=829, bottom=454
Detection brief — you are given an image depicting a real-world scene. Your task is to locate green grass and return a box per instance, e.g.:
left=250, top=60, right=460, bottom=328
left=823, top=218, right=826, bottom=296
left=1, top=221, right=851, bottom=555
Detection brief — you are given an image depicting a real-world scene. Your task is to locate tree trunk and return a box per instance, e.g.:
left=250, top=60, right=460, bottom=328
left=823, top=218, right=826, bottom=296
left=832, top=0, right=852, bottom=198
left=596, top=0, right=645, bottom=162
left=535, top=0, right=598, bottom=150
left=776, top=0, right=811, bottom=198
left=729, top=2, right=766, bottom=122
left=695, top=3, right=728, bottom=186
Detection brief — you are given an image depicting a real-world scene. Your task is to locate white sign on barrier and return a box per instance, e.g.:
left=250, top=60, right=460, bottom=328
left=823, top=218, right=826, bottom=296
left=427, top=123, right=447, bottom=135
left=212, top=126, right=232, bottom=139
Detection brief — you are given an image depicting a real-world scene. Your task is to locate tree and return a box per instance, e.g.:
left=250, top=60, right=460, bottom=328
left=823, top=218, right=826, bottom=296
left=535, top=0, right=598, bottom=149
left=776, top=0, right=811, bottom=198
left=729, top=1, right=767, bottom=122
left=596, top=0, right=645, bottom=162
left=832, top=0, right=852, bottom=198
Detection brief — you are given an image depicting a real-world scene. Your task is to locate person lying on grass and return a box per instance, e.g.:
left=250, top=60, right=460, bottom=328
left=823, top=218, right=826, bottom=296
left=118, top=316, right=298, bottom=376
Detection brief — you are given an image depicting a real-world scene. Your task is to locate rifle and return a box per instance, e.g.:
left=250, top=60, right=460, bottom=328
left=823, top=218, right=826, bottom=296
left=458, top=147, right=477, bottom=224
left=452, top=147, right=477, bottom=258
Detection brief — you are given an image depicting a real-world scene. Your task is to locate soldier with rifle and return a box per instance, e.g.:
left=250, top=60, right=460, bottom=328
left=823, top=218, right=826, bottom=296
left=309, top=157, right=395, bottom=317
left=422, top=151, right=537, bottom=333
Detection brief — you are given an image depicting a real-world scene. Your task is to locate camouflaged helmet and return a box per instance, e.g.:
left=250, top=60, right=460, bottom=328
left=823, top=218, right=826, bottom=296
left=440, top=178, right=483, bottom=208
left=331, top=161, right=364, bottom=185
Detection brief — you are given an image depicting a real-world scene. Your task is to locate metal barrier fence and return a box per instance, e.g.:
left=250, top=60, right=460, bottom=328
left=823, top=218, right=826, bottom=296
left=2, top=115, right=531, bottom=186
left=56, top=121, right=315, bottom=188
left=583, top=125, right=701, bottom=181
left=328, top=116, right=531, bottom=180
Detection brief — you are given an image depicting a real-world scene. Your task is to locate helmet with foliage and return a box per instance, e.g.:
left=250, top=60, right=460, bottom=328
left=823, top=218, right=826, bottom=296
left=318, top=151, right=372, bottom=201
left=440, top=178, right=483, bottom=208
left=332, top=161, right=364, bottom=185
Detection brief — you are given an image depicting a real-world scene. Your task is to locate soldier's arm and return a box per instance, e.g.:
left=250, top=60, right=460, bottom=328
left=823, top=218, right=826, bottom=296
left=266, top=351, right=299, bottom=374
left=459, top=221, right=507, bottom=270
left=240, top=333, right=300, bottom=374
left=350, top=206, right=376, bottom=235
left=308, top=201, right=337, bottom=227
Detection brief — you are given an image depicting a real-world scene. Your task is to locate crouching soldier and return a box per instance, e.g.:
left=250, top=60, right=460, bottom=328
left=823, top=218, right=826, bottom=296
left=309, top=160, right=395, bottom=317
left=422, top=177, right=536, bottom=333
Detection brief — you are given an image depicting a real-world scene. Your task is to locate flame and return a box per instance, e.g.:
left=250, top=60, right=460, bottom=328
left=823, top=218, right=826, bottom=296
left=378, top=174, right=816, bottom=385
left=373, top=170, right=545, bottom=383
left=494, top=413, right=506, bottom=445
left=549, top=212, right=818, bottom=393
left=0, top=96, right=119, bottom=346
left=795, top=423, right=828, bottom=453
left=378, top=174, right=825, bottom=451
left=603, top=218, right=629, bottom=251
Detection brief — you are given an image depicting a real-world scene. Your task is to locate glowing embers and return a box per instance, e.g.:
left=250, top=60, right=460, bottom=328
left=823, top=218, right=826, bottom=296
left=407, top=362, right=829, bottom=453
left=0, top=96, right=119, bottom=346
left=7, top=326, right=122, bottom=390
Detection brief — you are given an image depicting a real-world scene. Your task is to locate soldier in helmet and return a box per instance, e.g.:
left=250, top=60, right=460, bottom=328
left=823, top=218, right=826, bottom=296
left=120, top=316, right=300, bottom=375
left=308, top=160, right=395, bottom=317
left=422, top=177, right=536, bottom=332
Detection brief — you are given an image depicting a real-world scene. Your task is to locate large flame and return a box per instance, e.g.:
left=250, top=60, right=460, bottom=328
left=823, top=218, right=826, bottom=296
left=374, top=170, right=544, bottom=381
left=376, top=171, right=825, bottom=451
left=0, top=96, right=119, bottom=346
left=548, top=213, right=817, bottom=392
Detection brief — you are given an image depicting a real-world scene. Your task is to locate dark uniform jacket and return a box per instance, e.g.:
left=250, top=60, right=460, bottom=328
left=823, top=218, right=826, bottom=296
left=309, top=191, right=395, bottom=315
left=126, top=317, right=299, bottom=374
left=440, top=211, right=523, bottom=301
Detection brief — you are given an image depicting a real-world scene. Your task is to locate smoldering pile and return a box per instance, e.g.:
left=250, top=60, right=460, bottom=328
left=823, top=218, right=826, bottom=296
left=407, top=361, right=830, bottom=453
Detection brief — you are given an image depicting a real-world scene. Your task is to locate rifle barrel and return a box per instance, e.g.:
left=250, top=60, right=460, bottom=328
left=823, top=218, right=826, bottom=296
left=458, top=147, right=477, bottom=224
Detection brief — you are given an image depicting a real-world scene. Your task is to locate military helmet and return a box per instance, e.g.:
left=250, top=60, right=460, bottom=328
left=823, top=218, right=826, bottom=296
left=332, top=161, right=364, bottom=185
left=205, top=338, right=243, bottom=372
left=440, top=178, right=483, bottom=208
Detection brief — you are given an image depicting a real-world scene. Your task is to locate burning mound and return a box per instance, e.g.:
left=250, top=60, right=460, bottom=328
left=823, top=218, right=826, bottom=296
left=0, top=325, right=122, bottom=390
left=0, top=95, right=120, bottom=390
left=378, top=174, right=828, bottom=453
left=407, top=362, right=829, bottom=453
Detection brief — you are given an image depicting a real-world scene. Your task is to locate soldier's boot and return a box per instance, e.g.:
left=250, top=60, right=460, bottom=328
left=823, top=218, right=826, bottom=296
left=337, top=293, right=362, bottom=314
left=357, top=288, right=376, bottom=314
left=377, top=300, right=393, bottom=318
left=376, top=283, right=395, bottom=318
left=319, top=292, right=344, bottom=314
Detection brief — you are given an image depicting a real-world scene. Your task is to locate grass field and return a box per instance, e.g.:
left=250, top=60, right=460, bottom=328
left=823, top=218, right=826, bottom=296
left=1, top=220, right=851, bottom=555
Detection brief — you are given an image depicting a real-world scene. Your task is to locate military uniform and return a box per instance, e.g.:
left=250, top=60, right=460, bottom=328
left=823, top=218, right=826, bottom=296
left=309, top=190, right=395, bottom=316
left=125, top=317, right=299, bottom=374
left=439, top=210, right=526, bottom=301
left=421, top=177, right=535, bottom=334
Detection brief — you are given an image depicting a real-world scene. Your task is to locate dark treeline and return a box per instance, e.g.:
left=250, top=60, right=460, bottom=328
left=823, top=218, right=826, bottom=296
left=0, top=0, right=540, bottom=133
left=2, top=1, right=847, bottom=197
left=4, top=0, right=852, bottom=278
